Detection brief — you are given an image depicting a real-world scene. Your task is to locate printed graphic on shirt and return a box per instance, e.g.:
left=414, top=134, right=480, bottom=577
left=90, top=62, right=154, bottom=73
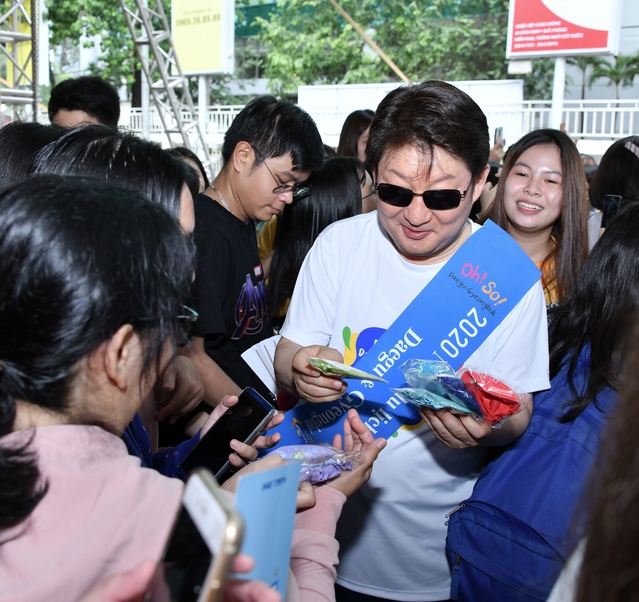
left=342, top=326, right=386, bottom=366
left=232, top=273, right=268, bottom=339
left=342, top=325, right=422, bottom=434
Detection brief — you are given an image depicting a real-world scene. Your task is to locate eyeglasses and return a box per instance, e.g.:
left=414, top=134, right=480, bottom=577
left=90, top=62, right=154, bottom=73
left=375, top=182, right=470, bottom=210
left=177, top=305, right=199, bottom=323
left=253, top=147, right=310, bottom=199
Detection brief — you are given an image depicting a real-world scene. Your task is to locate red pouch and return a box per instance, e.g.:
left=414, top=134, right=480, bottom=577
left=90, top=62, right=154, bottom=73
left=460, top=369, right=520, bottom=426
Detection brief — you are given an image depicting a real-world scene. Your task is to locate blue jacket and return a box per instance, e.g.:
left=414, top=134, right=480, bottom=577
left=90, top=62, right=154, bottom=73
left=446, top=346, right=617, bottom=601
left=122, top=413, right=200, bottom=479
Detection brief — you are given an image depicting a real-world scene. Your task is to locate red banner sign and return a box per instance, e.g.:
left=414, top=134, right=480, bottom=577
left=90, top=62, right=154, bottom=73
left=507, top=0, right=619, bottom=58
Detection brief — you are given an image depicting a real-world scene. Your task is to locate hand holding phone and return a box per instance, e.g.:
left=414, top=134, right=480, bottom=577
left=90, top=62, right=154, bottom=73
left=145, top=469, right=244, bottom=602
left=178, top=387, right=277, bottom=483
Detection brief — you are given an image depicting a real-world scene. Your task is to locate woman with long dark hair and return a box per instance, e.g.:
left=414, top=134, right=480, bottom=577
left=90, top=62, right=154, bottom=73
left=30, top=125, right=208, bottom=453
left=589, top=135, right=639, bottom=211
left=0, top=175, right=194, bottom=598
left=0, top=175, right=386, bottom=601
left=268, top=156, right=368, bottom=325
left=447, top=202, right=639, bottom=601
left=482, top=129, right=589, bottom=304
left=336, top=109, right=375, bottom=162
left=548, top=323, right=639, bottom=602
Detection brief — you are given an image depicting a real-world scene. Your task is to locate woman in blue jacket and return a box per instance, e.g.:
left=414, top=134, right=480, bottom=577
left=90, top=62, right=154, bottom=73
left=446, top=202, right=639, bottom=602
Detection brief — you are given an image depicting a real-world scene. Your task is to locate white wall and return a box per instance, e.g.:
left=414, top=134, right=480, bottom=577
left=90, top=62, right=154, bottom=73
left=297, top=80, right=525, bottom=149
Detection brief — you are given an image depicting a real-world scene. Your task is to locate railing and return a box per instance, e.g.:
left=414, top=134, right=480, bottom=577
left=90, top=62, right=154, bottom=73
left=483, top=99, right=639, bottom=142
left=128, top=100, right=639, bottom=166
left=128, top=105, right=243, bottom=140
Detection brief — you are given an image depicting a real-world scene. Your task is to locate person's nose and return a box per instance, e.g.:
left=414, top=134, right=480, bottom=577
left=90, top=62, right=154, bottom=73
left=405, top=194, right=433, bottom=225
left=524, top=177, right=542, bottom=197
left=279, top=189, right=295, bottom=205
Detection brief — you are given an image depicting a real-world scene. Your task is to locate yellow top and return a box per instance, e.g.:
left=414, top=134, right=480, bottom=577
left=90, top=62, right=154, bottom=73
left=256, top=216, right=290, bottom=318
left=257, top=216, right=277, bottom=262
left=535, top=255, right=559, bottom=305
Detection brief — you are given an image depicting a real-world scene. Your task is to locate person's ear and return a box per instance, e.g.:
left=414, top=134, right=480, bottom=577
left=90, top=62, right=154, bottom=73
left=472, top=164, right=491, bottom=202
left=103, top=324, right=139, bottom=390
left=231, top=141, right=253, bottom=175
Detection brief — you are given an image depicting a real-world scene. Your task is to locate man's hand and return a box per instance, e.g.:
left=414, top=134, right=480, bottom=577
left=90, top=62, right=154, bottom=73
left=419, top=409, right=492, bottom=449
left=290, top=345, right=347, bottom=403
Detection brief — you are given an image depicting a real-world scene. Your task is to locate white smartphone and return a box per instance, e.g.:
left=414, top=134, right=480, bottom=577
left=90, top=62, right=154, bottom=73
left=144, top=469, right=244, bottom=602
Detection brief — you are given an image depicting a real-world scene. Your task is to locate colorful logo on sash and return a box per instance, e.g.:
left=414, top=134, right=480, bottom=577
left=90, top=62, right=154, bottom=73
left=272, top=221, right=541, bottom=445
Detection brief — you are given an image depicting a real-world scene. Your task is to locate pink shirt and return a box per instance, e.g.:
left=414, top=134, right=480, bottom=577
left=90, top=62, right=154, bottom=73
left=0, top=425, right=182, bottom=602
left=289, top=485, right=345, bottom=602
left=0, top=425, right=347, bottom=602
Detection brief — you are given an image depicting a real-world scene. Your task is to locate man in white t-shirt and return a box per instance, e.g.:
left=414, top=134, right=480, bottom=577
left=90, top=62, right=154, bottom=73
left=274, top=81, right=550, bottom=602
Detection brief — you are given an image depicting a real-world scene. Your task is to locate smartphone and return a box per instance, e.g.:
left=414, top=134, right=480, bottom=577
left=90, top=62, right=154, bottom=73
left=601, top=194, right=625, bottom=228
left=494, top=126, right=504, bottom=145
left=178, top=387, right=277, bottom=483
left=145, top=469, right=244, bottom=602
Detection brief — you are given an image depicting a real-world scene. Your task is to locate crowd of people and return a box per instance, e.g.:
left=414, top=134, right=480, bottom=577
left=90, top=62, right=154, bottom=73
left=1, top=74, right=639, bottom=602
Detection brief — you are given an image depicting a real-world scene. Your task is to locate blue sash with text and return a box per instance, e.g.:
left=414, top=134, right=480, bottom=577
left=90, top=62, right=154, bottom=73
left=273, top=221, right=541, bottom=445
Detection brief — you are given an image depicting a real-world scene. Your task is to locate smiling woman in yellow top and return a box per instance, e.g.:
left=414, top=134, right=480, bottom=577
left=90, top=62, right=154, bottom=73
left=482, top=129, right=589, bottom=305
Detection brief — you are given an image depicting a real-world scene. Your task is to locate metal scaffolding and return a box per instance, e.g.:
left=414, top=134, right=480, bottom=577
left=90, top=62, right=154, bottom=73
left=0, top=0, right=38, bottom=121
left=120, top=0, right=212, bottom=170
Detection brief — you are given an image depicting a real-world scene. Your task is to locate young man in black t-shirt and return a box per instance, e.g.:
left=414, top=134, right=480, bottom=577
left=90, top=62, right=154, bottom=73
left=184, top=96, right=324, bottom=407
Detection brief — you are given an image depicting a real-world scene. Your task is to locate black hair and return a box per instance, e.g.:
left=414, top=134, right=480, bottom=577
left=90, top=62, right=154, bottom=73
left=0, top=122, right=66, bottom=186
left=589, top=136, right=639, bottom=210
left=171, top=158, right=200, bottom=201
left=0, top=175, right=194, bottom=529
left=584, top=164, right=598, bottom=187
left=221, top=96, right=324, bottom=172
left=548, top=202, right=639, bottom=420
left=366, top=81, right=489, bottom=180
left=574, top=316, right=639, bottom=601
left=323, top=144, right=337, bottom=158
left=48, top=76, right=121, bottom=129
left=168, top=147, right=210, bottom=193
left=483, top=128, right=589, bottom=303
left=32, top=126, right=189, bottom=221
left=336, top=109, right=375, bottom=158
left=268, top=157, right=364, bottom=315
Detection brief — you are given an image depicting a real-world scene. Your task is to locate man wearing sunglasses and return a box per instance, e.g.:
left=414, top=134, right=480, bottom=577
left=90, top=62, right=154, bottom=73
left=183, top=96, right=323, bottom=416
left=274, top=81, right=549, bottom=602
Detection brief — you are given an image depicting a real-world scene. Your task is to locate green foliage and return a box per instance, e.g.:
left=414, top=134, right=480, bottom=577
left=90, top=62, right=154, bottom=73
left=254, top=0, right=511, bottom=95
left=47, top=0, right=135, bottom=85
left=522, top=58, right=554, bottom=100
left=587, top=53, right=639, bottom=99
left=46, top=0, right=172, bottom=87
left=567, top=55, right=606, bottom=100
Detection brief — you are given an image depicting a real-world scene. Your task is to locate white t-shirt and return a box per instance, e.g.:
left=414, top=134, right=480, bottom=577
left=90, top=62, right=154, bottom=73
left=281, top=211, right=550, bottom=601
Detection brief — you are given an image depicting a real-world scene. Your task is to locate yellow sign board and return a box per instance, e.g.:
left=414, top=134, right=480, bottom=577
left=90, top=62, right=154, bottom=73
left=171, top=0, right=234, bottom=75
left=6, top=0, right=32, bottom=86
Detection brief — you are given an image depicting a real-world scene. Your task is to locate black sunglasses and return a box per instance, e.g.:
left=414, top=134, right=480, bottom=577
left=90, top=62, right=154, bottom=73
left=375, top=182, right=470, bottom=210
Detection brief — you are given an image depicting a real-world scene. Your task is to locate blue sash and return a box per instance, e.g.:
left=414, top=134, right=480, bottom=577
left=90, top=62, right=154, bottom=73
left=273, top=221, right=541, bottom=444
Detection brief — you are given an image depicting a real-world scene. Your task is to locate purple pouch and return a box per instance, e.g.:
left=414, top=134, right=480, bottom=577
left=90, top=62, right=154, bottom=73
left=268, top=444, right=356, bottom=483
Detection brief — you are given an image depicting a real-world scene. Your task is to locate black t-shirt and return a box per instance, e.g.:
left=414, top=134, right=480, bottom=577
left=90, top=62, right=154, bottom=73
left=191, top=194, right=274, bottom=399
